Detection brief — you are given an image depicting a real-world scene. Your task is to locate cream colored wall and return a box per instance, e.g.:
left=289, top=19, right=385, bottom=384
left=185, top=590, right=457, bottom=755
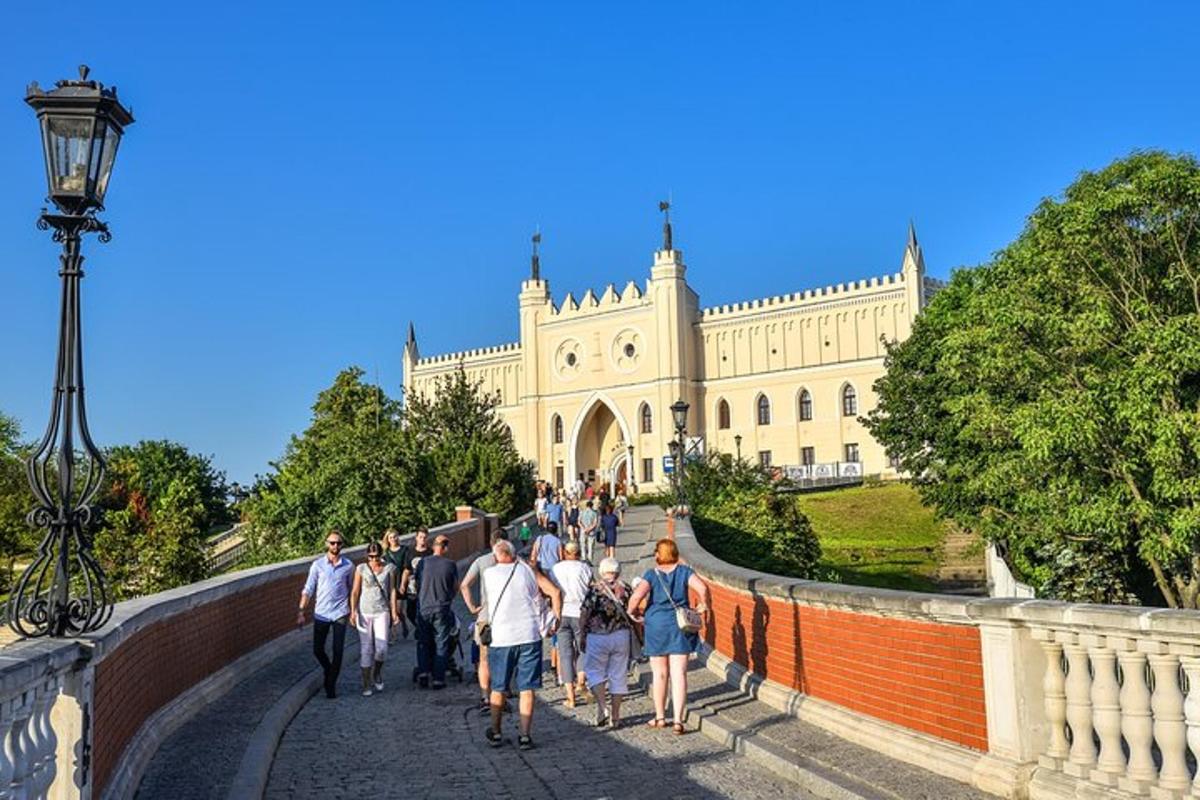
left=406, top=239, right=925, bottom=491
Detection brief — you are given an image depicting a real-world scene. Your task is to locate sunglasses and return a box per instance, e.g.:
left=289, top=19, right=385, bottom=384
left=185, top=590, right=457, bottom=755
left=326, top=541, right=343, bottom=547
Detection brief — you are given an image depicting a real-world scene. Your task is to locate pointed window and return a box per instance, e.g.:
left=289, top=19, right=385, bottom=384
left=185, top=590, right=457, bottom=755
left=640, top=403, right=653, bottom=434
left=552, top=414, right=564, bottom=444
left=717, top=399, right=731, bottom=430
left=842, top=386, right=858, bottom=417
left=757, top=395, right=771, bottom=426
left=798, top=389, right=813, bottom=421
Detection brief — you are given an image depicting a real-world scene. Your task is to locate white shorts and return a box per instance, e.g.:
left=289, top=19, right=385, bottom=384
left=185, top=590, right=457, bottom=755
left=584, top=630, right=631, bottom=695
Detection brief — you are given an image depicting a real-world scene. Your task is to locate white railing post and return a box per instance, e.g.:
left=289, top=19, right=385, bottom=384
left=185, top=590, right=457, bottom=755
left=1083, top=635, right=1124, bottom=786
left=1148, top=649, right=1190, bottom=794
left=1117, top=645, right=1157, bottom=794
left=1033, top=632, right=1069, bottom=766
left=1181, top=655, right=1200, bottom=797
left=1061, top=636, right=1097, bottom=777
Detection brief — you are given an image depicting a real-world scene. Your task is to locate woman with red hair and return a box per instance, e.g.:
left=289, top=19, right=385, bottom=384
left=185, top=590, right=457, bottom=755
left=627, top=538, right=710, bottom=734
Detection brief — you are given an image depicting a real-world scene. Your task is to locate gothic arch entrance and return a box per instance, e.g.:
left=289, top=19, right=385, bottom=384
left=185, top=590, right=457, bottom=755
left=568, top=393, right=633, bottom=496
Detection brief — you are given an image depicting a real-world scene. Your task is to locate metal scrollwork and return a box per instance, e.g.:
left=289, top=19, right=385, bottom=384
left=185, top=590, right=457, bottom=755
left=7, top=211, right=114, bottom=638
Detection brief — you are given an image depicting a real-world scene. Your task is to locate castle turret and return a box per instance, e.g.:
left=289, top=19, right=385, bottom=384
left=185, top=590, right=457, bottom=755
left=648, top=201, right=700, bottom=444
left=901, top=220, right=927, bottom=312
left=519, top=231, right=551, bottom=476
left=402, top=322, right=419, bottom=398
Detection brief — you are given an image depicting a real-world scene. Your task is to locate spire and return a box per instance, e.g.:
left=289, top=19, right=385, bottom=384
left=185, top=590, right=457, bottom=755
left=406, top=321, right=416, bottom=349
left=659, top=200, right=673, bottom=252
left=907, top=219, right=918, bottom=252
left=531, top=229, right=541, bottom=281
left=902, top=219, right=925, bottom=275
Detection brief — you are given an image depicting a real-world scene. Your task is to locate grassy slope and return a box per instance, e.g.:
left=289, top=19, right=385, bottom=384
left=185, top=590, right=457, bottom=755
left=798, top=482, right=946, bottom=591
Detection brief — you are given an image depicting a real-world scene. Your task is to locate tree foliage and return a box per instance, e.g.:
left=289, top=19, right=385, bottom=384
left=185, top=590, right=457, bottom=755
left=93, top=440, right=231, bottom=599
left=245, top=367, right=534, bottom=559
left=683, top=453, right=824, bottom=578
left=0, top=412, right=35, bottom=588
left=866, top=151, right=1200, bottom=607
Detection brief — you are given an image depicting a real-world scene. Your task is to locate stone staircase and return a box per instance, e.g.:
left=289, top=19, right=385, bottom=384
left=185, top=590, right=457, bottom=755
left=932, top=525, right=987, bottom=595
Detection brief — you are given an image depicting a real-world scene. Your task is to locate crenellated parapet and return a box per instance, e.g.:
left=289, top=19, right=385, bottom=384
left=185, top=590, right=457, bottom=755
left=699, top=270, right=907, bottom=324
left=414, top=341, right=522, bottom=368
left=549, top=280, right=645, bottom=320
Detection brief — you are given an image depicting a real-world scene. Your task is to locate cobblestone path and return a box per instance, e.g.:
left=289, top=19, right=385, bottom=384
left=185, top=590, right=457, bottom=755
left=266, top=507, right=811, bottom=799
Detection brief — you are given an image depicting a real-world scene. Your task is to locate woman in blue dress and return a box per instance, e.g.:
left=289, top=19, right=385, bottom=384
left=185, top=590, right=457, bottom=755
left=627, top=538, right=711, bottom=734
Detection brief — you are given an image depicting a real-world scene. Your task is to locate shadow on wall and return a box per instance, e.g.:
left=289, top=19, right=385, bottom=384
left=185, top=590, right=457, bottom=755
left=711, top=584, right=777, bottom=685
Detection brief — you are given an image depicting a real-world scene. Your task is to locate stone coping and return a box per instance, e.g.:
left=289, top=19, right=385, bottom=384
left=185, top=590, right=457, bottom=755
left=674, top=515, right=1200, bottom=639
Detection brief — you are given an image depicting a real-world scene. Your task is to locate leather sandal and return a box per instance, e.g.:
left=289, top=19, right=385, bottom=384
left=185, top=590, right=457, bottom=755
left=672, top=722, right=686, bottom=735
left=647, top=718, right=667, bottom=728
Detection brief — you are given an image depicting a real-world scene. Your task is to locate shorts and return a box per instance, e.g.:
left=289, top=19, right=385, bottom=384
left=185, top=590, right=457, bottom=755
left=488, top=641, right=543, bottom=693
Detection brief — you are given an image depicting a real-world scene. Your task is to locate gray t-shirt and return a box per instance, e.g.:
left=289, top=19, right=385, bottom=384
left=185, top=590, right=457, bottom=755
left=357, top=563, right=395, bottom=616
left=535, top=533, right=563, bottom=575
left=465, top=552, right=497, bottom=621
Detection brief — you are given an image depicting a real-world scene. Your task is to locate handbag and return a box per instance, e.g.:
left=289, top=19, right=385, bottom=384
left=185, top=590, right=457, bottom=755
left=596, top=578, right=644, bottom=646
left=478, top=562, right=517, bottom=647
left=653, top=568, right=703, bottom=634
left=365, top=566, right=392, bottom=626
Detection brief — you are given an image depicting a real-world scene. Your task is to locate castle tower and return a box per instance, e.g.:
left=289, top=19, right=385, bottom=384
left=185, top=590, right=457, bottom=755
left=901, top=220, right=927, bottom=313
left=402, top=321, right=419, bottom=399
left=648, top=201, right=700, bottom=443
left=519, top=232, right=551, bottom=474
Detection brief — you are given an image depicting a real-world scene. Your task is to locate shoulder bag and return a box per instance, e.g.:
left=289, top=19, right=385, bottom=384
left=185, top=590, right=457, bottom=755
left=477, top=563, right=518, bottom=647
left=654, top=568, right=703, bottom=635
left=596, top=579, right=644, bottom=646
left=365, top=565, right=392, bottom=625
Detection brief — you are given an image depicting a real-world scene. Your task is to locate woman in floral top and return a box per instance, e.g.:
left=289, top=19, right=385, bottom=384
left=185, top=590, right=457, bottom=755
left=579, top=556, right=634, bottom=728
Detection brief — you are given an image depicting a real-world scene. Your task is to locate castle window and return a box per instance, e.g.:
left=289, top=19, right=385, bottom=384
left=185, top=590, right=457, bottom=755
left=842, top=385, right=858, bottom=417
left=566, top=352, right=577, bottom=367
left=640, top=403, right=653, bottom=434
left=717, top=399, right=731, bottom=430
left=624, top=343, right=636, bottom=358
left=552, top=414, right=564, bottom=444
left=757, top=395, right=771, bottom=426
left=798, top=389, right=813, bottom=421
left=844, top=442, right=860, bottom=463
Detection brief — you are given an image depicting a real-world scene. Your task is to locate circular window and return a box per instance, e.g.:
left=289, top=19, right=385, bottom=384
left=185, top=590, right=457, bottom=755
left=624, top=343, right=636, bottom=358
left=566, top=352, right=577, bottom=366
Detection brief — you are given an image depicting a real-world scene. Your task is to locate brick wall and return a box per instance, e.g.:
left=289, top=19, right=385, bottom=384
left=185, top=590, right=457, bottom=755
left=698, top=581, right=988, bottom=751
left=90, top=511, right=487, bottom=798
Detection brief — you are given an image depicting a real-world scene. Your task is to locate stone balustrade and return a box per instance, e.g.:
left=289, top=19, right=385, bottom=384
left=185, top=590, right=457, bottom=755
left=0, top=507, right=493, bottom=800
left=673, top=515, right=1200, bottom=799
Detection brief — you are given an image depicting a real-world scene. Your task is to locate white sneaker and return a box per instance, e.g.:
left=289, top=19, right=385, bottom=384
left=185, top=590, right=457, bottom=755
left=373, top=681, right=384, bottom=692
left=362, top=688, right=373, bottom=697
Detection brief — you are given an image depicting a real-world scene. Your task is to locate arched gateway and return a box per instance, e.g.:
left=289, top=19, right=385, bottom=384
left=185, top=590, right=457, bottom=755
left=568, top=392, right=634, bottom=495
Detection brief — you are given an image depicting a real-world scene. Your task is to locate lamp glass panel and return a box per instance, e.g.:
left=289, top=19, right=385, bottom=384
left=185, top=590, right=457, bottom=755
left=46, top=116, right=94, bottom=196
left=671, top=402, right=689, bottom=432
left=86, top=120, right=106, bottom=189
left=94, top=123, right=122, bottom=202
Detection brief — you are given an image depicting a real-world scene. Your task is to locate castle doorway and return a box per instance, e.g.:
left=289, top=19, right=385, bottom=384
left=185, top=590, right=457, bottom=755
left=569, top=394, right=632, bottom=497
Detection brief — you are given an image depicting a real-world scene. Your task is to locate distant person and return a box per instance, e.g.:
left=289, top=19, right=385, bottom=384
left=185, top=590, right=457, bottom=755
left=550, top=542, right=593, bottom=708
left=518, top=518, right=534, bottom=555
left=349, top=541, right=400, bottom=695
left=627, top=539, right=711, bottom=734
left=482, top=540, right=562, bottom=750
left=574, top=474, right=586, bottom=501
left=398, top=526, right=432, bottom=635
left=584, top=483, right=595, bottom=500
left=566, top=500, right=581, bottom=542
left=297, top=530, right=355, bottom=699
left=415, top=535, right=460, bottom=689
left=381, top=527, right=409, bottom=638
left=545, top=495, right=564, bottom=532
left=599, top=503, right=621, bottom=560
left=580, top=557, right=635, bottom=728
left=615, top=490, right=629, bottom=525
left=535, top=491, right=548, bottom=529
left=579, top=500, right=599, bottom=563
left=461, top=529, right=508, bottom=713
left=530, top=521, right=564, bottom=577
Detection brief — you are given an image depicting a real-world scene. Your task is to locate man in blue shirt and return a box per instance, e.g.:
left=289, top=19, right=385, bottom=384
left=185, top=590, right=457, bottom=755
left=545, top=495, right=564, bottom=532
left=298, top=530, right=355, bottom=698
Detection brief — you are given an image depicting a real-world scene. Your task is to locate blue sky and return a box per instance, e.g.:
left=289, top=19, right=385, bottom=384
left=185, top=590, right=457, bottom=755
left=1, top=2, right=1197, bottom=483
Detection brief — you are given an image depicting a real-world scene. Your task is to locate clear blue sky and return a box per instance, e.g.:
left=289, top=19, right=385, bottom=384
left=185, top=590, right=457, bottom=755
left=1, top=2, right=1197, bottom=484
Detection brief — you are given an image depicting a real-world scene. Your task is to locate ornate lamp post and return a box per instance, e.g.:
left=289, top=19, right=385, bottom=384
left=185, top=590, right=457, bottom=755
left=627, top=444, right=636, bottom=494
left=669, top=399, right=689, bottom=510
left=734, top=434, right=742, bottom=462
left=8, top=66, right=134, bottom=638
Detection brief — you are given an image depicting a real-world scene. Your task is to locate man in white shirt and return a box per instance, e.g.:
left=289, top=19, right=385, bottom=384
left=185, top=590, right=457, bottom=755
left=482, top=540, right=562, bottom=750
left=550, top=542, right=593, bottom=707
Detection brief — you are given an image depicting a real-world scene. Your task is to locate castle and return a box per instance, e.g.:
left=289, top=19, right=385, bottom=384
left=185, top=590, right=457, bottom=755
left=403, top=215, right=940, bottom=494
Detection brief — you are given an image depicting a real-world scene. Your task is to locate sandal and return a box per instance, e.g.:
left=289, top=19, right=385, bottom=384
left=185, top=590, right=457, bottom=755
left=672, top=722, right=686, bottom=735
left=646, top=718, right=667, bottom=728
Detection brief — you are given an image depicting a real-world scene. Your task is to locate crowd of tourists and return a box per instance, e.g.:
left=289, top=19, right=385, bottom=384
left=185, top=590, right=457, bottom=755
left=295, top=481, right=710, bottom=751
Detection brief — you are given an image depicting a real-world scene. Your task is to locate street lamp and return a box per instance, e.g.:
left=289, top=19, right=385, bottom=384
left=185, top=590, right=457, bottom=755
left=734, top=434, right=742, bottom=462
left=669, top=399, right=689, bottom=509
left=8, top=66, right=134, bottom=638
left=627, top=444, right=636, bottom=494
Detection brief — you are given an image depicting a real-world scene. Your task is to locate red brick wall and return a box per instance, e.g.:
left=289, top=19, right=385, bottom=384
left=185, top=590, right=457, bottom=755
left=91, top=574, right=302, bottom=795
left=699, top=581, right=988, bottom=751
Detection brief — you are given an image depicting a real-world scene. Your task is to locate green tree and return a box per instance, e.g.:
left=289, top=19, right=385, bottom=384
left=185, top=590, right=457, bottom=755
left=866, top=151, right=1200, bottom=607
left=0, top=412, right=35, bottom=588
left=245, top=367, right=415, bottom=557
left=93, top=440, right=230, bottom=598
left=404, top=369, right=535, bottom=525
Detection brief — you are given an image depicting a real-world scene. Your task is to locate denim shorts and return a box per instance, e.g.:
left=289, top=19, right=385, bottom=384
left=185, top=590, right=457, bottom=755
left=488, top=641, right=543, bottom=693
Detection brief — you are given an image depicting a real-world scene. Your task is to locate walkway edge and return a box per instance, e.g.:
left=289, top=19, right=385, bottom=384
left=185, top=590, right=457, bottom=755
left=634, top=669, right=883, bottom=800
left=225, top=667, right=322, bottom=800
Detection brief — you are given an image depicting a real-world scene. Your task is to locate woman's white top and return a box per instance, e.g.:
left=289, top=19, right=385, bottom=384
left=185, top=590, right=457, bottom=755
left=483, top=561, right=541, bottom=647
left=550, top=560, right=593, bottom=618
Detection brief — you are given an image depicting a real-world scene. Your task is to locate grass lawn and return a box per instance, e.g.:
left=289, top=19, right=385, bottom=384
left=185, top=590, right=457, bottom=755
left=797, top=482, right=947, bottom=592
